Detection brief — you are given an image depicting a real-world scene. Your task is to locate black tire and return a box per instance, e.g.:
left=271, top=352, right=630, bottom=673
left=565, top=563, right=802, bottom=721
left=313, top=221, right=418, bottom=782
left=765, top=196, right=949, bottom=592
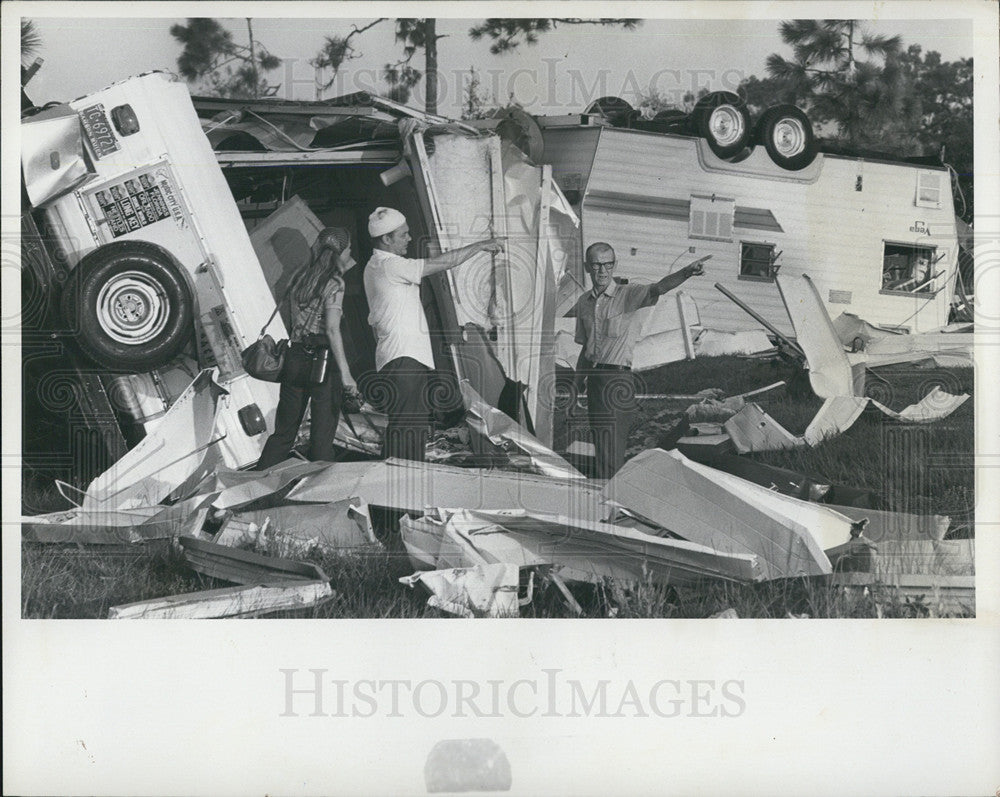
left=691, top=91, right=752, bottom=159
left=61, top=241, right=193, bottom=372
left=754, top=104, right=817, bottom=170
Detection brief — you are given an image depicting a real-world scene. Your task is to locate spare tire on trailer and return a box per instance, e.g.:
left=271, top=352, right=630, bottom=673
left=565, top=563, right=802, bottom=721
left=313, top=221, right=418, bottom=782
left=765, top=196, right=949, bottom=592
left=754, top=104, right=817, bottom=170
left=61, top=241, right=194, bottom=372
left=691, top=91, right=752, bottom=159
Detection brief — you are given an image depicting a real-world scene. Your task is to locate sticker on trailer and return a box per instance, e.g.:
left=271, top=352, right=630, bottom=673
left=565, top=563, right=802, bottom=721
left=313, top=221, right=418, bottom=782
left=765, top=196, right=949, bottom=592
left=93, top=171, right=174, bottom=238
left=79, top=104, right=120, bottom=159
left=152, top=167, right=189, bottom=231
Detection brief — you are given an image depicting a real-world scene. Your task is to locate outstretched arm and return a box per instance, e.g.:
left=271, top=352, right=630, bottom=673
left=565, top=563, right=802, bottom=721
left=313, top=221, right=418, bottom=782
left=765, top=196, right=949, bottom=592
left=650, top=255, right=712, bottom=297
left=422, top=238, right=505, bottom=277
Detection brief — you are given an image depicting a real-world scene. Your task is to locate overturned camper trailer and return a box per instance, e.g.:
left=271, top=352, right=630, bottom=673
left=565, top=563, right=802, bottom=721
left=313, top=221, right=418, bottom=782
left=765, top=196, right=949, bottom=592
left=21, top=72, right=576, bottom=478
left=472, top=98, right=963, bottom=340
left=539, top=112, right=962, bottom=337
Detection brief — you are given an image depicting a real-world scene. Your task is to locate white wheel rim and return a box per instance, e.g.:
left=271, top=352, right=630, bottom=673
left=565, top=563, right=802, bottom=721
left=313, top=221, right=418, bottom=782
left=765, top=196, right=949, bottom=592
left=773, top=117, right=807, bottom=157
left=95, top=270, right=169, bottom=345
left=708, top=105, right=746, bottom=148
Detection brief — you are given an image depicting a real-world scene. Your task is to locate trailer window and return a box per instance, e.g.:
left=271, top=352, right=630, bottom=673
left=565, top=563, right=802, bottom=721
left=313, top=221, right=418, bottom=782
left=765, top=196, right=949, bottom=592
left=881, top=242, right=940, bottom=294
left=738, top=242, right=778, bottom=281
left=915, top=170, right=943, bottom=209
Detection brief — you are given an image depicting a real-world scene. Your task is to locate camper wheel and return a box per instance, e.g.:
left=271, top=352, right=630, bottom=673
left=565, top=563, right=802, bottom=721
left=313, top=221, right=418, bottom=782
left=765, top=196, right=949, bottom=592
left=755, top=105, right=817, bottom=170
left=691, top=92, right=752, bottom=159
left=61, top=241, right=194, bottom=372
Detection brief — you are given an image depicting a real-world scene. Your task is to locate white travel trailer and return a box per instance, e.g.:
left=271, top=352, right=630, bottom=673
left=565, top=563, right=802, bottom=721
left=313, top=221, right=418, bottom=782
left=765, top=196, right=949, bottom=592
left=21, top=72, right=574, bottom=480
left=23, top=72, right=286, bottom=470
left=538, top=116, right=961, bottom=337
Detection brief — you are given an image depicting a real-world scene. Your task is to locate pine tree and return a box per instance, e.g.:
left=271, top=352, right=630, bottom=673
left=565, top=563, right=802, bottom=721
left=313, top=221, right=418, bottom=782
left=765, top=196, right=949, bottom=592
left=314, top=18, right=640, bottom=113
left=765, top=20, right=916, bottom=149
left=170, top=18, right=282, bottom=99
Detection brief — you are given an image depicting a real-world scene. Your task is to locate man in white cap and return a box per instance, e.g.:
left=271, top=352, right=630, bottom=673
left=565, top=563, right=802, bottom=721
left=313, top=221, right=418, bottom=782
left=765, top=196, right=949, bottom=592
left=364, top=206, right=504, bottom=461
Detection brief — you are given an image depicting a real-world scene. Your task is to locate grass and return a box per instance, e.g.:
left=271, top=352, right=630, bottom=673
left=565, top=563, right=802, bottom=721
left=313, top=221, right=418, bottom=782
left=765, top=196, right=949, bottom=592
left=20, top=355, right=975, bottom=620
left=21, top=542, right=953, bottom=619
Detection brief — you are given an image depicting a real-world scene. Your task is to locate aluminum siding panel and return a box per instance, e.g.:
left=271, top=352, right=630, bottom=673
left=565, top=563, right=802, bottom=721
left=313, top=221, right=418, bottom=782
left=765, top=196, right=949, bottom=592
left=581, top=128, right=957, bottom=334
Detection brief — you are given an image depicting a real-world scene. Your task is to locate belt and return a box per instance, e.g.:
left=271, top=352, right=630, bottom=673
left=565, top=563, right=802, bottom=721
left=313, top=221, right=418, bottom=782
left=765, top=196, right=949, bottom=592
left=593, top=363, right=631, bottom=372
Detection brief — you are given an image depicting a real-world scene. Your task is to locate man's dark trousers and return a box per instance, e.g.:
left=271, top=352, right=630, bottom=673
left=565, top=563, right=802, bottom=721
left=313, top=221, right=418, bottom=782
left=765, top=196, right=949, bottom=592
left=587, top=365, right=638, bottom=479
left=377, top=356, right=432, bottom=462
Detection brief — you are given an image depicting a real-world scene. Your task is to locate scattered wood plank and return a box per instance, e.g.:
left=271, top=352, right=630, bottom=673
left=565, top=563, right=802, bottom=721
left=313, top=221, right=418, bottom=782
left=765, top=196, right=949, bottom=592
left=108, top=581, right=334, bottom=619
left=547, top=570, right=584, bottom=616
left=178, top=537, right=329, bottom=585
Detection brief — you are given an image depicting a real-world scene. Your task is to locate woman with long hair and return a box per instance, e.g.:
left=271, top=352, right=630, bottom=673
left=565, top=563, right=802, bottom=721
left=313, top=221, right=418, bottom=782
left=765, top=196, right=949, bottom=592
left=256, top=227, right=357, bottom=469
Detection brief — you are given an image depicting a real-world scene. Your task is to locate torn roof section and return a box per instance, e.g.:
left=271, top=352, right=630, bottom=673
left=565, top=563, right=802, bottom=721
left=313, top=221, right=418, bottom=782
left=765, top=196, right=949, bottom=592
left=192, top=91, right=479, bottom=154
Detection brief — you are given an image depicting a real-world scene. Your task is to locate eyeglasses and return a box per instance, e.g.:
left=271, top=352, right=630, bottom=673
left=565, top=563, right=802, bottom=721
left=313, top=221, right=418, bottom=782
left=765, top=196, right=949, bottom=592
left=587, top=260, right=616, bottom=271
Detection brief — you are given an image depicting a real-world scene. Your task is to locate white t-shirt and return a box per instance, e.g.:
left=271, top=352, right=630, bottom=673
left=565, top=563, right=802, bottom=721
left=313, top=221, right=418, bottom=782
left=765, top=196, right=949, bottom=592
left=363, top=248, right=434, bottom=371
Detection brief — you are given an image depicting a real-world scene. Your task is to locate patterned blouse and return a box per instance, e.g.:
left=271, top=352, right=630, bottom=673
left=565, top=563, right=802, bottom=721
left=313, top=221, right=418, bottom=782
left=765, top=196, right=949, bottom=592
left=289, top=278, right=343, bottom=343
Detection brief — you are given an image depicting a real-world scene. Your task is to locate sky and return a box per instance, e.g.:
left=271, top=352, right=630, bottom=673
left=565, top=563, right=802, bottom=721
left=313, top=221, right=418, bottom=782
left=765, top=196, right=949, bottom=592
left=22, top=13, right=974, bottom=118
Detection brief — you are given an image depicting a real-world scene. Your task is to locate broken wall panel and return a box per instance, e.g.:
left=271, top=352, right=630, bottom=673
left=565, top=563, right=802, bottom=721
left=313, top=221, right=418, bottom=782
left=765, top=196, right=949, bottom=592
left=209, top=459, right=334, bottom=510
left=776, top=273, right=865, bottom=398
left=825, top=504, right=950, bottom=542
left=678, top=450, right=873, bottom=507
left=400, top=563, right=521, bottom=618
left=803, top=389, right=970, bottom=446
left=461, top=381, right=584, bottom=480
left=463, top=509, right=763, bottom=586
left=286, top=458, right=607, bottom=522
left=179, top=537, right=329, bottom=585
left=234, top=499, right=379, bottom=554
left=603, top=449, right=855, bottom=579
left=82, top=370, right=224, bottom=511
left=723, top=403, right=803, bottom=453
left=109, top=581, right=333, bottom=619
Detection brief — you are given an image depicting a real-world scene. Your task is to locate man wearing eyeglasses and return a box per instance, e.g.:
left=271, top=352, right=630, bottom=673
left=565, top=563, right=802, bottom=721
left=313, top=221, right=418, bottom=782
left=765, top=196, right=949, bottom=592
left=573, top=242, right=710, bottom=478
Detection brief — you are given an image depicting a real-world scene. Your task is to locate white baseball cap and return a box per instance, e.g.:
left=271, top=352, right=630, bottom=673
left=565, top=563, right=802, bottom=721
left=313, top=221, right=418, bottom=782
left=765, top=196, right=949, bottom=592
left=368, top=207, right=407, bottom=237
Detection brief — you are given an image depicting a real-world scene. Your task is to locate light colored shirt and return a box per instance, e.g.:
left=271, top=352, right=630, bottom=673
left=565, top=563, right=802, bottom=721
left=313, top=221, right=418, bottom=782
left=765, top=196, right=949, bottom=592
left=363, top=248, right=433, bottom=371
left=289, top=279, right=343, bottom=342
left=574, top=280, right=658, bottom=367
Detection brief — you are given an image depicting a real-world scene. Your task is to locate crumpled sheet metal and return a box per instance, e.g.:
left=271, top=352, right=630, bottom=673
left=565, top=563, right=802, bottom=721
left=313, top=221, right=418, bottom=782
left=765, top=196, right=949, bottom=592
left=400, top=509, right=763, bottom=588
left=400, top=563, right=520, bottom=618
left=207, top=459, right=333, bottom=510
left=82, top=370, right=224, bottom=511
left=21, top=506, right=165, bottom=545
left=832, top=313, right=973, bottom=368
left=109, top=581, right=333, bottom=619
left=179, top=536, right=329, bottom=585
left=803, top=388, right=970, bottom=446
left=22, top=491, right=217, bottom=545
left=826, top=504, right=950, bottom=543
left=461, top=381, right=584, bottom=480
left=287, top=458, right=607, bottom=522
left=776, top=273, right=865, bottom=398
left=603, top=449, right=856, bottom=579
left=464, top=509, right=763, bottom=586
left=723, top=403, right=802, bottom=454
left=22, top=103, right=94, bottom=207
left=231, top=499, right=379, bottom=556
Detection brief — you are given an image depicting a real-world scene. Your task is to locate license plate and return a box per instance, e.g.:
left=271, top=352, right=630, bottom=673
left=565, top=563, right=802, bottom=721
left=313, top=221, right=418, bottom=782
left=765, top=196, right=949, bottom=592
left=79, top=104, right=120, bottom=159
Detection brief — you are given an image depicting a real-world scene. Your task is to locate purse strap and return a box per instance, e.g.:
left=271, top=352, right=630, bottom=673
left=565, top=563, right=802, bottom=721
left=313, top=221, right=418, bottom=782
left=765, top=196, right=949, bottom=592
left=255, top=265, right=310, bottom=340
